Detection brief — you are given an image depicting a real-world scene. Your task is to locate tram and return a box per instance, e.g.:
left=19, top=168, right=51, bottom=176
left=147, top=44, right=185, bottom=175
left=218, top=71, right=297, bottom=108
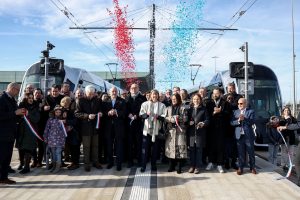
left=19, top=58, right=123, bottom=99
left=189, top=62, right=283, bottom=147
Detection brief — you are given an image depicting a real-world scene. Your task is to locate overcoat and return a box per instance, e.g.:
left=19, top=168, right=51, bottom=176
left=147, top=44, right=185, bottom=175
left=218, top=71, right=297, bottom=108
left=164, top=105, right=188, bottom=159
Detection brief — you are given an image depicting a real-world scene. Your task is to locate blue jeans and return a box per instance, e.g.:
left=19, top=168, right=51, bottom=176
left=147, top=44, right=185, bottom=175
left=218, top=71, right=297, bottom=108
left=190, top=143, right=203, bottom=168
left=268, top=144, right=279, bottom=165
left=51, top=147, right=62, bottom=164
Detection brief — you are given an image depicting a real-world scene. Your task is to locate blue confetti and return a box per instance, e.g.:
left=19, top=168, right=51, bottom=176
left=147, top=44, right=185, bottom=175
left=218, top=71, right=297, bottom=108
left=162, top=0, right=205, bottom=87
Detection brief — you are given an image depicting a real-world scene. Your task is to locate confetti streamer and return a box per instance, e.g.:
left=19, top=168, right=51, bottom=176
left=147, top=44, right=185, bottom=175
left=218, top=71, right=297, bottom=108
left=162, top=0, right=205, bottom=87
left=108, top=0, right=137, bottom=89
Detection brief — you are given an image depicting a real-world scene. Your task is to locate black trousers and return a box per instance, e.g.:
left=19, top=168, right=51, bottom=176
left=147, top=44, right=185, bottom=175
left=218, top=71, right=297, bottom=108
left=106, top=126, right=123, bottom=167
left=141, top=134, right=159, bottom=169
left=0, top=141, right=14, bottom=180
left=32, top=139, right=44, bottom=164
left=70, top=144, right=81, bottom=164
left=127, top=120, right=143, bottom=164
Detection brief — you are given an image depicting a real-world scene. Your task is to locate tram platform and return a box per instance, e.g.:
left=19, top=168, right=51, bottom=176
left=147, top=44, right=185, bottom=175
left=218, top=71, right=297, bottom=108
left=1, top=152, right=300, bottom=200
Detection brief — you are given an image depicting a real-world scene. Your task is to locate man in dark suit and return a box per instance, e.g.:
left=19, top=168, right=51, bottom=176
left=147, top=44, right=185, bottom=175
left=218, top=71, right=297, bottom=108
left=104, top=87, right=126, bottom=171
left=0, top=82, right=26, bottom=184
left=231, top=98, right=256, bottom=175
left=126, top=84, right=146, bottom=167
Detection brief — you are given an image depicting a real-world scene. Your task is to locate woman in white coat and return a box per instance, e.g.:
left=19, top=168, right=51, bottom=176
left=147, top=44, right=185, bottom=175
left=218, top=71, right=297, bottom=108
left=139, top=89, right=166, bottom=172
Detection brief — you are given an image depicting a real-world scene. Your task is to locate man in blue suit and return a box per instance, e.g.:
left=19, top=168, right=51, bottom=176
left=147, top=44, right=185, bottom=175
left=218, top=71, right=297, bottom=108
left=231, top=98, right=257, bottom=175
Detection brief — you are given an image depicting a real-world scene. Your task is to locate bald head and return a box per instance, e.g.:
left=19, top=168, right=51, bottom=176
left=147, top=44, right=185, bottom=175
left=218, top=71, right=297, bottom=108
left=238, top=98, right=247, bottom=110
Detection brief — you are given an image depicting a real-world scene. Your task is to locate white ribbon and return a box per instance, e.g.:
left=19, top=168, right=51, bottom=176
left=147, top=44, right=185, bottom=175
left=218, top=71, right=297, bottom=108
left=276, top=130, right=293, bottom=179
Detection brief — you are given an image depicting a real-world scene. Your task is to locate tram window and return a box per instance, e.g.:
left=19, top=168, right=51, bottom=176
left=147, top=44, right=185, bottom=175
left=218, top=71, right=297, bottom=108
left=251, top=87, right=280, bottom=118
left=65, top=79, right=75, bottom=92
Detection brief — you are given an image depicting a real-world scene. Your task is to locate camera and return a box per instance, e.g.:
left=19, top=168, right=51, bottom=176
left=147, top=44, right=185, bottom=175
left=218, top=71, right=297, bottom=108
left=47, top=41, right=55, bottom=50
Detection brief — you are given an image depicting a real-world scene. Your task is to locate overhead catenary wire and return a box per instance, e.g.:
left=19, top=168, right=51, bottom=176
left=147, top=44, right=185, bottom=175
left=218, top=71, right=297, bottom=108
left=156, top=5, right=229, bottom=29
left=193, top=0, right=259, bottom=65
left=82, top=6, right=151, bottom=26
left=49, top=0, right=115, bottom=62
left=155, top=0, right=258, bottom=65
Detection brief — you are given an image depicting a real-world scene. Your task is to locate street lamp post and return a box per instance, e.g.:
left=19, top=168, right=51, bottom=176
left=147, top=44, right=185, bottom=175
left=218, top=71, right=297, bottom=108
left=41, top=41, right=55, bottom=97
left=189, top=64, right=202, bottom=86
left=212, top=56, right=218, bottom=74
left=240, top=42, right=249, bottom=101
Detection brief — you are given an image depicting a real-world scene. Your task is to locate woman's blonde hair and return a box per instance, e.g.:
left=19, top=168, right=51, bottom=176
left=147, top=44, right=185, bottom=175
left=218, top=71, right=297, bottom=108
left=60, top=96, right=72, bottom=108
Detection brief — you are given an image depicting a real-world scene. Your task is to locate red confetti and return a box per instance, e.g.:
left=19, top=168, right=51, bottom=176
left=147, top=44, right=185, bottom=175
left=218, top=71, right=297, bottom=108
left=108, top=0, right=137, bottom=89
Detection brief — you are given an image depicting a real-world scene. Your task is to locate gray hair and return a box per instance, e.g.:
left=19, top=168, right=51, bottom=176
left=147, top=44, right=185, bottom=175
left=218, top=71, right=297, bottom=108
left=7, top=82, right=20, bottom=90
left=85, top=85, right=96, bottom=94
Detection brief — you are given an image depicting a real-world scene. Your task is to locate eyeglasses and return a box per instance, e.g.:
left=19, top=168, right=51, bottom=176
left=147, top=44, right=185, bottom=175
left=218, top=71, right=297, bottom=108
left=238, top=103, right=244, bottom=105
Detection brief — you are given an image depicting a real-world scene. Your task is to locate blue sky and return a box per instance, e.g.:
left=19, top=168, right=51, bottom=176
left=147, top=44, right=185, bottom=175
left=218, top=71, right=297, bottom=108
left=0, top=0, right=299, bottom=103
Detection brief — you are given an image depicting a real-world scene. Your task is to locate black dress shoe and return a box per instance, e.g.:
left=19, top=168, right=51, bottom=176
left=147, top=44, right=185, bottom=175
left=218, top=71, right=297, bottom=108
left=17, top=165, right=24, bottom=170
left=106, top=164, right=114, bottom=169
left=0, top=179, right=16, bottom=184
left=93, top=163, right=103, bottom=169
left=84, top=165, right=91, bottom=172
left=151, top=166, right=157, bottom=171
left=168, top=167, right=175, bottom=172
left=20, top=168, right=30, bottom=174
left=117, top=166, right=122, bottom=171
left=140, top=167, right=145, bottom=173
left=8, top=167, right=16, bottom=173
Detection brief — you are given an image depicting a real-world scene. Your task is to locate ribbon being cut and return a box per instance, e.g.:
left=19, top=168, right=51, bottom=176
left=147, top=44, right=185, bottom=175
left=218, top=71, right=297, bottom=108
left=59, top=120, right=68, bottom=138
left=96, top=113, right=101, bottom=129
left=175, top=115, right=183, bottom=132
left=276, top=129, right=293, bottom=179
left=23, top=115, right=44, bottom=142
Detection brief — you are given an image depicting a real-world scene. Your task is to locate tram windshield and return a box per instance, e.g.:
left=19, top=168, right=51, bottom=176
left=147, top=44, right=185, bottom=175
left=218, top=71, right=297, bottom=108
left=249, top=80, right=282, bottom=119
left=22, top=74, right=64, bottom=93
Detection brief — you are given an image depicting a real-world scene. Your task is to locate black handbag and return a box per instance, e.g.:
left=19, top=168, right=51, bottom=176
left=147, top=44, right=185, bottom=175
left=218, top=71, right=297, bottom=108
left=157, top=121, right=167, bottom=140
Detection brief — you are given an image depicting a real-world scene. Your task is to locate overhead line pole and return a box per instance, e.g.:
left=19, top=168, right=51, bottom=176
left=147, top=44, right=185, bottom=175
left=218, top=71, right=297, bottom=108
left=292, top=0, right=296, bottom=116
left=149, top=4, right=156, bottom=89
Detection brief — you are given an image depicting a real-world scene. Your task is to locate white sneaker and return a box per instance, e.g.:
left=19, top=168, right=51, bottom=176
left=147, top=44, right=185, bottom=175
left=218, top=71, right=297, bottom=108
left=206, top=162, right=213, bottom=171
left=217, top=165, right=224, bottom=173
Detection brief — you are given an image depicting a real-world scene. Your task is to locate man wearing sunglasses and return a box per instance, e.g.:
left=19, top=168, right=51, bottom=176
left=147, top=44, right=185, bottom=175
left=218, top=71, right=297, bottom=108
left=231, top=98, right=256, bottom=175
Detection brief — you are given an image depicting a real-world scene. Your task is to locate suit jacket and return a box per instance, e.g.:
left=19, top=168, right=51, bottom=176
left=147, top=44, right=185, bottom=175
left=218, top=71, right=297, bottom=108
left=126, top=93, right=147, bottom=119
left=74, top=96, right=102, bottom=136
left=0, top=92, right=19, bottom=142
left=103, top=96, right=126, bottom=137
left=231, top=108, right=255, bottom=140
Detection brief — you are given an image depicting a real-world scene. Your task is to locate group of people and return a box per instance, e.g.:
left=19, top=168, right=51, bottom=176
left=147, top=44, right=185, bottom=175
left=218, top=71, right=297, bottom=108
left=1, top=81, right=300, bottom=186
